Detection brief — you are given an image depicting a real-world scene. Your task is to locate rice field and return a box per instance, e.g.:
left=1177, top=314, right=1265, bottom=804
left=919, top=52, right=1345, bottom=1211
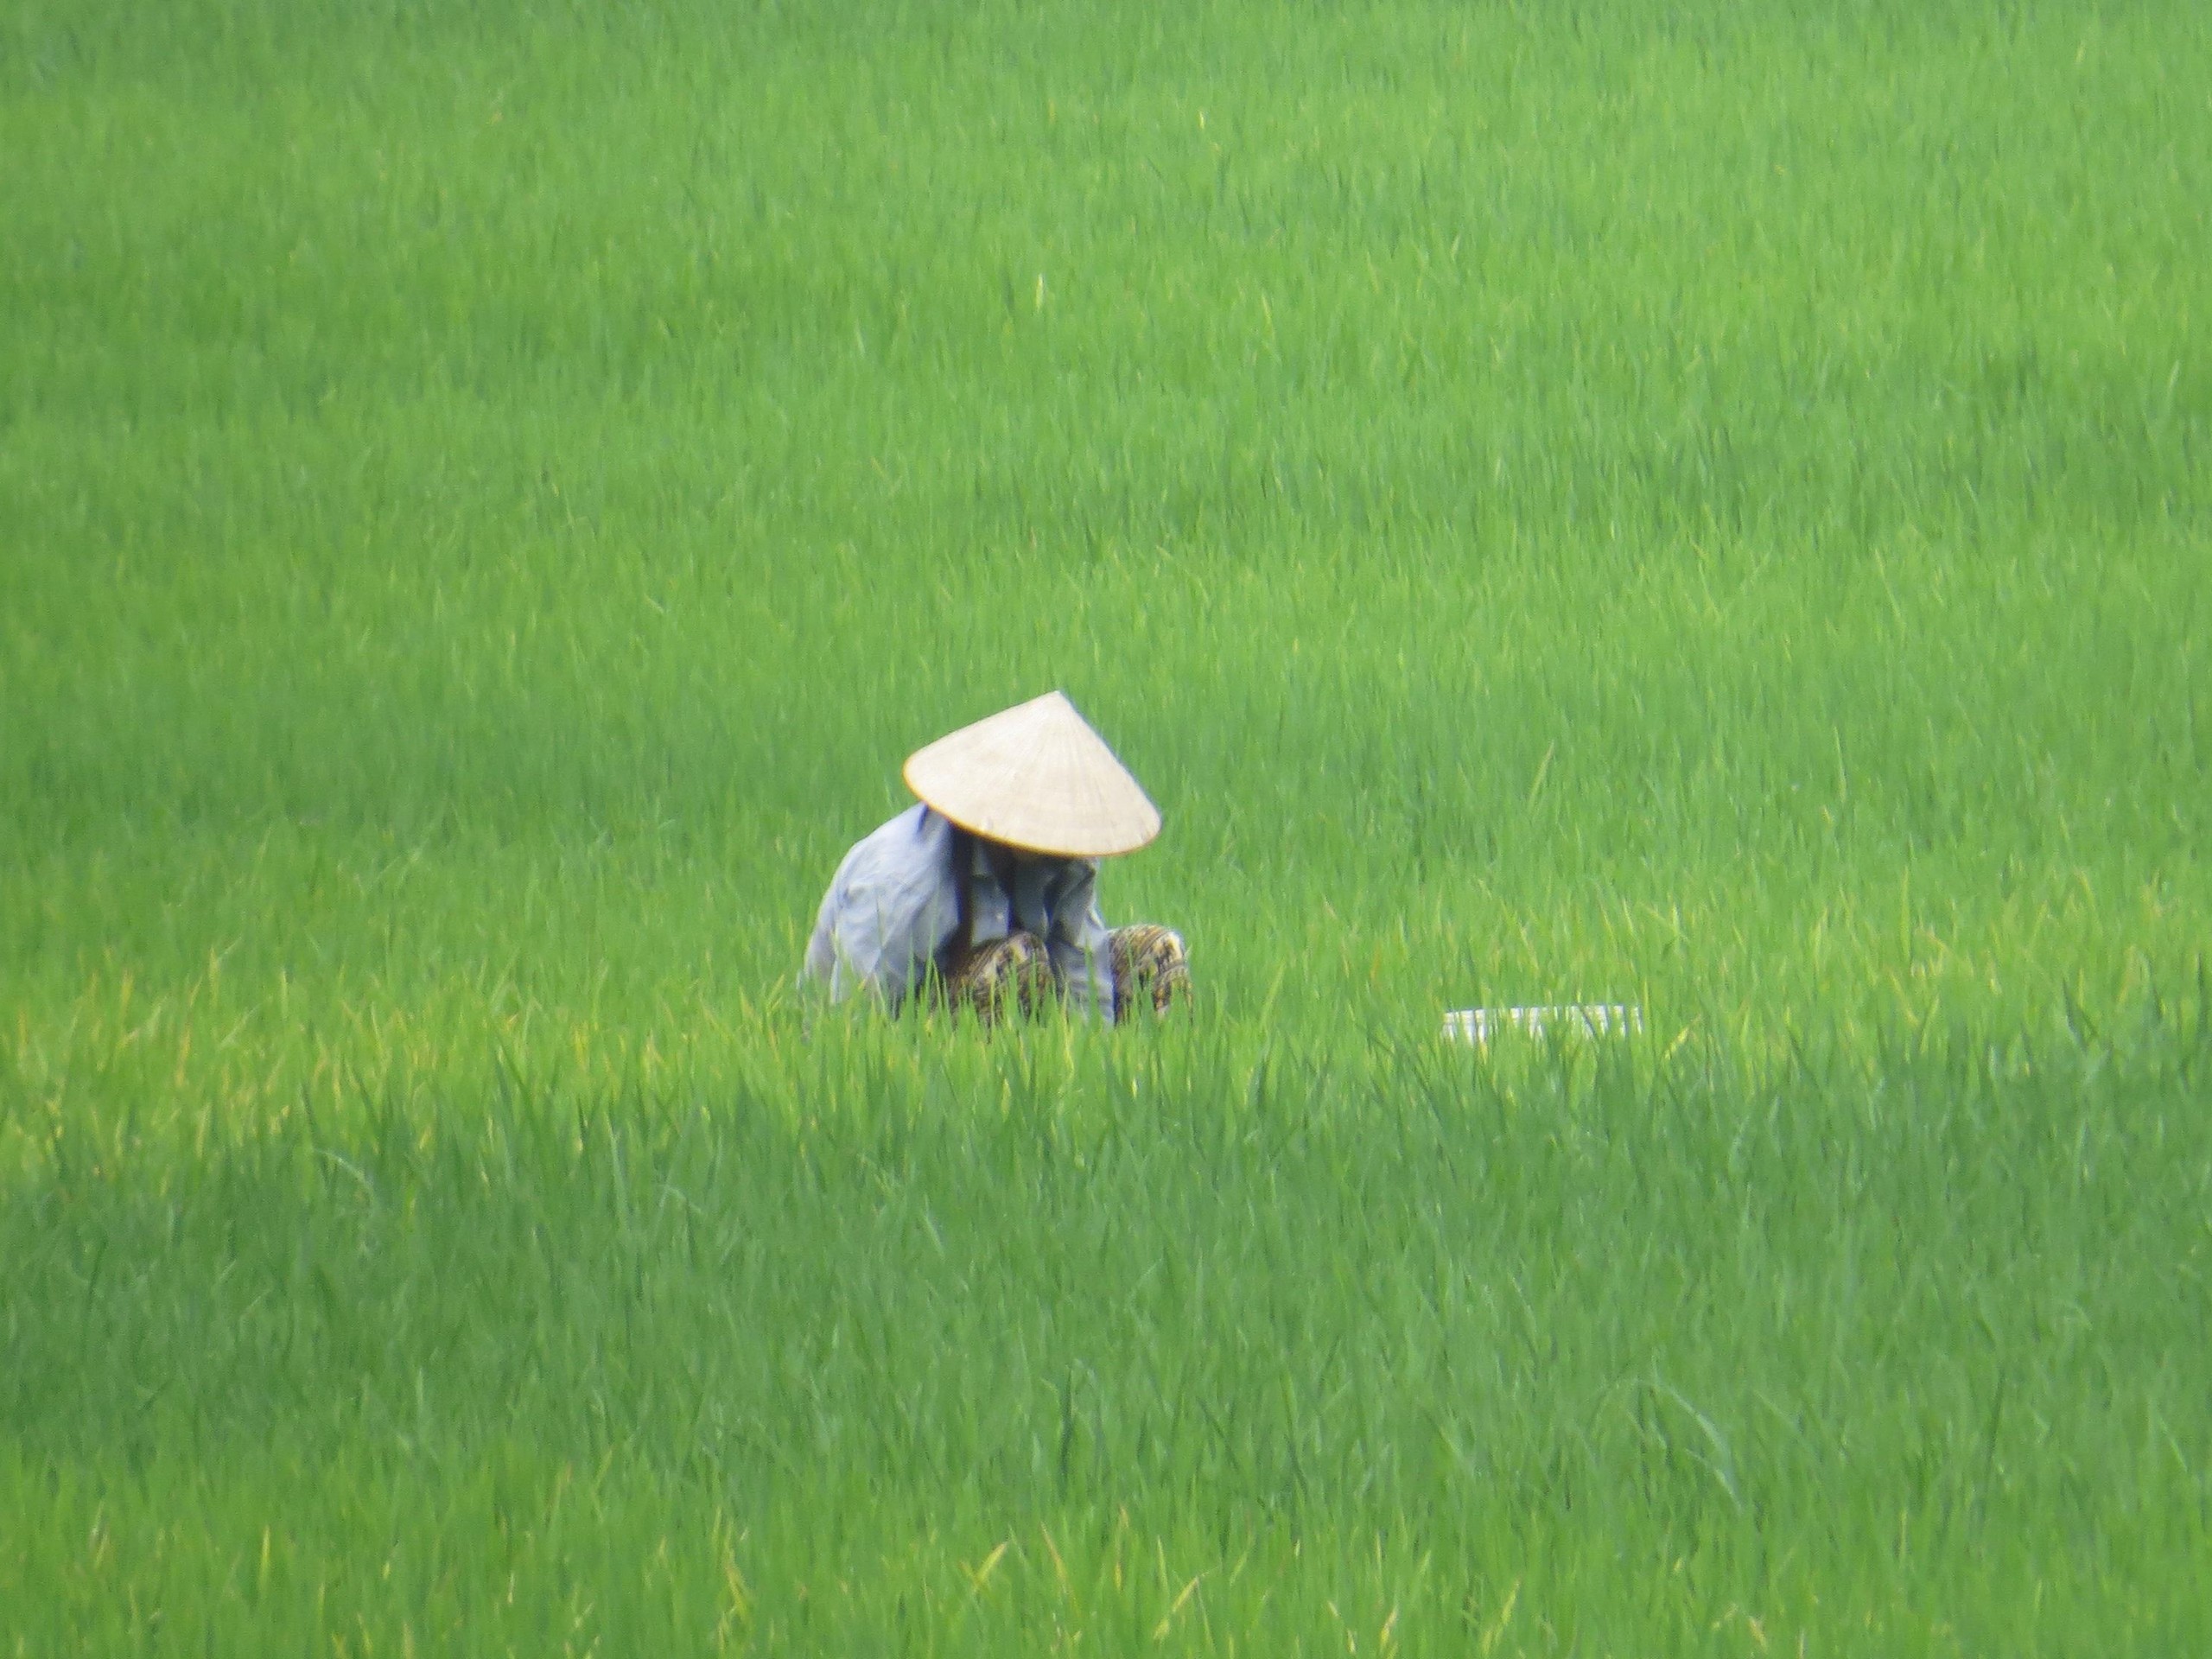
left=3, top=0, right=2209, bottom=1649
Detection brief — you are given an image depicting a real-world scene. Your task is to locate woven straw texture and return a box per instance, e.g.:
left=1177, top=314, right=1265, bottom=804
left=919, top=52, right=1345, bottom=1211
left=902, top=691, right=1160, bottom=857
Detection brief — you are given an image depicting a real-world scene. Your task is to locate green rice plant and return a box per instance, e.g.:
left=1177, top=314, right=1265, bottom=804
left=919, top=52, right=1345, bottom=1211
left=3, top=0, right=2208, bottom=1649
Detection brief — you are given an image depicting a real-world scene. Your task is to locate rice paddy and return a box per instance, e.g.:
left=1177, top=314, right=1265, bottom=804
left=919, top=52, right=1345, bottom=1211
left=3, top=0, right=2209, bottom=1649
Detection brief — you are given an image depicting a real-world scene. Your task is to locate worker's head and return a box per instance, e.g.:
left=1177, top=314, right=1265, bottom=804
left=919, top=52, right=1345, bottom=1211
left=904, top=690, right=1159, bottom=859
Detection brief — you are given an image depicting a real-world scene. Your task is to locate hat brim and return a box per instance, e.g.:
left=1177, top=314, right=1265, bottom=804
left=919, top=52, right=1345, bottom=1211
left=903, top=691, right=1160, bottom=858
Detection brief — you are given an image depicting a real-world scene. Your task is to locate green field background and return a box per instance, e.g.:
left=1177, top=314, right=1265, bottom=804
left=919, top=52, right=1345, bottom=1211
left=4, top=0, right=2209, bottom=1650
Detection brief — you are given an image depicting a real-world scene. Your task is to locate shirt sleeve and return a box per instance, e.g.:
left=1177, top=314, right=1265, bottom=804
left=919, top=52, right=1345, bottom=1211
left=1044, top=860, right=1116, bottom=1023
left=801, top=807, right=958, bottom=1008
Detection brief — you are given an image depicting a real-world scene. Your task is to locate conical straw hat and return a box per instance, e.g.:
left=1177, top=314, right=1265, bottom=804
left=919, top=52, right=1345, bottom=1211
left=903, top=691, right=1160, bottom=857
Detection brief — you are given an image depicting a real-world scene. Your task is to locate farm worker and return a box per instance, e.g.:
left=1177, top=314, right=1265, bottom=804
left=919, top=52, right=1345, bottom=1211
left=802, top=691, right=1189, bottom=1023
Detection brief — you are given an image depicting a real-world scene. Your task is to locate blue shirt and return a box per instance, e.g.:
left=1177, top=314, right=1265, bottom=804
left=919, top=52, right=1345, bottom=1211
left=802, top=804, right=1116, bottom=1020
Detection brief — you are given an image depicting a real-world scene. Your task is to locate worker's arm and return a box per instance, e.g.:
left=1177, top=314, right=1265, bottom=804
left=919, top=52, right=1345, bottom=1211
left=1044, top=860, right=1116, bottom=1022
left=801, top=805, right=958, bottom=1008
